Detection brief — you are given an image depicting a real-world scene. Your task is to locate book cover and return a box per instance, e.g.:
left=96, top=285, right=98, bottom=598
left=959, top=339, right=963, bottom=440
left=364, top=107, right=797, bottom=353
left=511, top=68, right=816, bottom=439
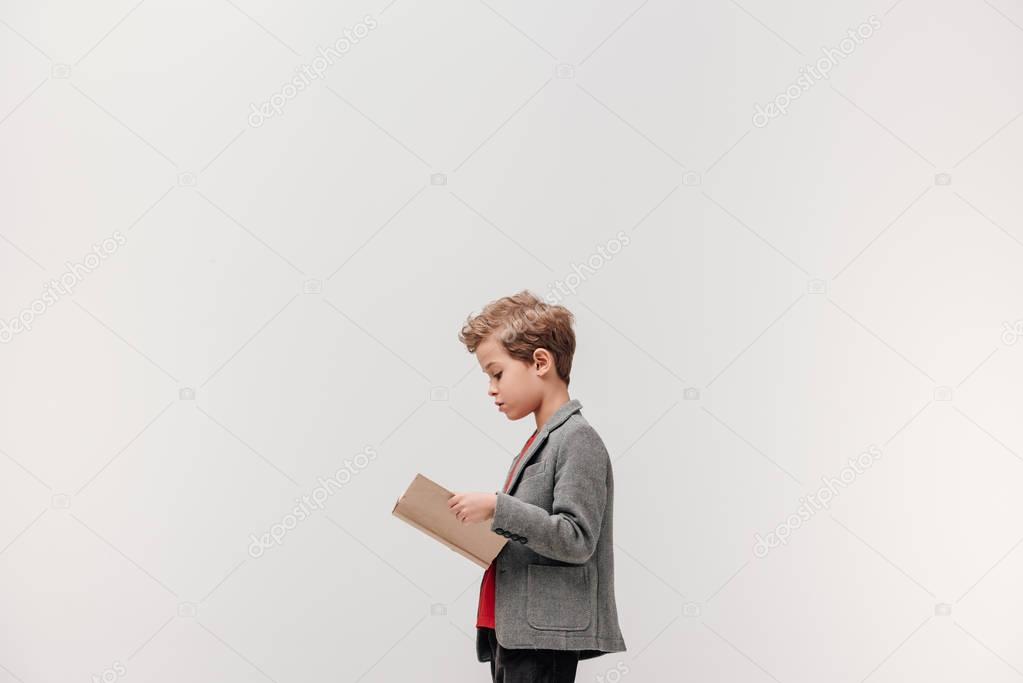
left=392, top=473, right=507, bottom=568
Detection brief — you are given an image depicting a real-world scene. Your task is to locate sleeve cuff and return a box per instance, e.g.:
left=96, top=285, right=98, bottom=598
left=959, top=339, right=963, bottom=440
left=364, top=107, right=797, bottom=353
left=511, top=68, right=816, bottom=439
left=491, top=493, right=529, bottom=544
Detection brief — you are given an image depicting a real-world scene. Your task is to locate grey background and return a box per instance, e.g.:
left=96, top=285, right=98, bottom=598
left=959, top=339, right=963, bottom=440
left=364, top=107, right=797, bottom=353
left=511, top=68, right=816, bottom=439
left=2, top=0, right=1023, bottom=681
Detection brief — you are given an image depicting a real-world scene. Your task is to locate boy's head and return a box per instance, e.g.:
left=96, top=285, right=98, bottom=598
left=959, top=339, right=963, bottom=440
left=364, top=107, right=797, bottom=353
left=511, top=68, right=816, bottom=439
left=458, top=290, right=576, bottom=421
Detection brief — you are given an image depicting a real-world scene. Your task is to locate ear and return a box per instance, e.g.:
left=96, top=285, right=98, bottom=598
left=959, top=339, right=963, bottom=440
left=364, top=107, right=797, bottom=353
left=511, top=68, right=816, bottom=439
left=532, top=348, right=553, bottom=376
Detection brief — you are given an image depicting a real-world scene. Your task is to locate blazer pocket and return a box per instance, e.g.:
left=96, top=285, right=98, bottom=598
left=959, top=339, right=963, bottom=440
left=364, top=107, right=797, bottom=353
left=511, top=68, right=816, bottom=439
left=520, top=460, right=546, bottom=481
left=526, top=564, right=592, bottom=631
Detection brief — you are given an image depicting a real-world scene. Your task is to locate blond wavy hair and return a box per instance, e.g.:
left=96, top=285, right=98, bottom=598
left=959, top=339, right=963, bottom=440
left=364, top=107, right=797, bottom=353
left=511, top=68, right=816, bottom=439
left=458, top=290, right=576, bottom=387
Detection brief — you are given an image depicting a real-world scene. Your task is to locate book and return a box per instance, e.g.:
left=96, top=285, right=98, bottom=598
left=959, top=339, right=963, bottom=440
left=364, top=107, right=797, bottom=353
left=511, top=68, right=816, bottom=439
left=392, top=473, right=507, bottom=568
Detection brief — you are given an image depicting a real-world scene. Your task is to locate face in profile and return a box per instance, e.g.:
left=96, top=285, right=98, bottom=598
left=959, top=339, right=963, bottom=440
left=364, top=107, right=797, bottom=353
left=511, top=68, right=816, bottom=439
left=475, top=334, right=542, bottom=421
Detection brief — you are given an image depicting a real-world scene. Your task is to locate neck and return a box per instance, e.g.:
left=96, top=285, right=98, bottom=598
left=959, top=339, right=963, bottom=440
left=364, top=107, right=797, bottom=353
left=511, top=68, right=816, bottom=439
left=534, top=390, right=571, bottom=432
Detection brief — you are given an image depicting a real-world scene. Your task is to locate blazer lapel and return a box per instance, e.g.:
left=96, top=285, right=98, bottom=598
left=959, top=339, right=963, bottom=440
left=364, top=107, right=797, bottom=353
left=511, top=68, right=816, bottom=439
left=504, top=399, right=583, bottom=495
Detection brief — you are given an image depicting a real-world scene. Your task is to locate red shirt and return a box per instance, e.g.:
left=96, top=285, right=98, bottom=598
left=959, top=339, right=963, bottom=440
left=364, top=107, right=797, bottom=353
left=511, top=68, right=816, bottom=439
left=476, top=428, right=539, bottom=629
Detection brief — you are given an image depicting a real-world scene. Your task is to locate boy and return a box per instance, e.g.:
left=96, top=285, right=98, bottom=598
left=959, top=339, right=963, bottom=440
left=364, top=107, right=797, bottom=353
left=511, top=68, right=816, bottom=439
left=448, top=290, right=626, bottom=682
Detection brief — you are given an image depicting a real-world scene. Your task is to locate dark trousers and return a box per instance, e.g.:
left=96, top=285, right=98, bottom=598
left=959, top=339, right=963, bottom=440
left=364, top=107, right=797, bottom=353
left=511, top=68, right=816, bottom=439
left=482, top=627, right=579, bottom=682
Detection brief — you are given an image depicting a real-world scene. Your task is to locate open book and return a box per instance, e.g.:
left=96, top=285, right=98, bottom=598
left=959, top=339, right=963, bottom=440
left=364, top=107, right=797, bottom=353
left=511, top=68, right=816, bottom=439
left=392, top=473, right=507, bottom=568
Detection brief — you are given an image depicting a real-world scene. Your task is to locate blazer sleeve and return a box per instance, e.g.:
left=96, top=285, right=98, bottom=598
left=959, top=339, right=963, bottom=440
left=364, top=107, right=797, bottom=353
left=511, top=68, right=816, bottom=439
left=490, top=425, right=609, bottom=564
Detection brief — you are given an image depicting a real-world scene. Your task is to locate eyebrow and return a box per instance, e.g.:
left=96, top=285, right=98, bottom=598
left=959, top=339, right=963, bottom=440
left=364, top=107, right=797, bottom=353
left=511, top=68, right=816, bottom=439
left=483, top=361, right=500, bottom=372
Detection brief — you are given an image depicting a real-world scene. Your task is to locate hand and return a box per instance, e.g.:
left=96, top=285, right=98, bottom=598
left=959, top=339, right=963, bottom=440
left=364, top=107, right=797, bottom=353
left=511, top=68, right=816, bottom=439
left=447, top=492, right=497, bottom=524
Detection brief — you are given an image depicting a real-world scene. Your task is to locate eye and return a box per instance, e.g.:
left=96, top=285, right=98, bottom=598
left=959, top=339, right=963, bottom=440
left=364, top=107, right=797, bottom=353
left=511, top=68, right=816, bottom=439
left=494, top=372, right=502, bottom=380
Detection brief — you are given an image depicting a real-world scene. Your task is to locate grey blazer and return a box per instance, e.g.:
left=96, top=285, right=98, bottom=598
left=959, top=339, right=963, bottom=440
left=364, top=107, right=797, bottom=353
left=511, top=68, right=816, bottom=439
left=476, top=398, right=627, bottom=662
